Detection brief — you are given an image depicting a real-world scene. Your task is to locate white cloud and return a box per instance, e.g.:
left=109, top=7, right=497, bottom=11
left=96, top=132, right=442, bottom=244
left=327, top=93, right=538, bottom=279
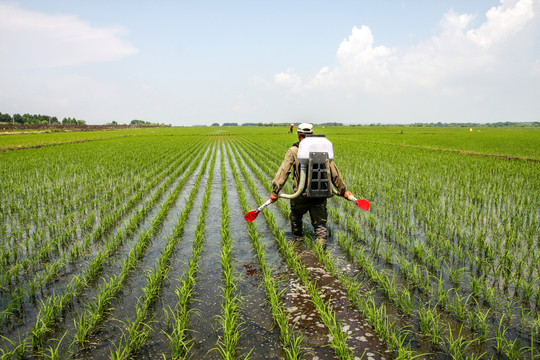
left=0, top=3, right=138, bottom=69
left=467, top=0, right=535, bottom=48
left=276, top=0, right=537, bottom=98
left=275, top=69, right=303, bottom=93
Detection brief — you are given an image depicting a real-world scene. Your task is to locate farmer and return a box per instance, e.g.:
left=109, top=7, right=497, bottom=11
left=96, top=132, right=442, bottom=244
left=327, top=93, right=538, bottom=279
left=288, top=123, right=294, bottom=134
left=270, top=123, right=352, bottom=246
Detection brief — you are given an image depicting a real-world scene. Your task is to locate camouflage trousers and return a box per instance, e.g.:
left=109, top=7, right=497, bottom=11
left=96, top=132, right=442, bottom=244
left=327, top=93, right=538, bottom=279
left=289, top=197, right=327, bottom=240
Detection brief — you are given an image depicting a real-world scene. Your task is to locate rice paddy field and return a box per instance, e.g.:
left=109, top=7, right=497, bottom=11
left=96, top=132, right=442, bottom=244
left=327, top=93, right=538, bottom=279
left=0, top=126, right=539, bottom=359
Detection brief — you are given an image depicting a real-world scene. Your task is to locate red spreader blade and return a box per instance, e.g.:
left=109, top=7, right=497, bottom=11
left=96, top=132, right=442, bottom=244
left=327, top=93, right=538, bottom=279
left=356, top=199, right=370, bottom=211
left=244, top=210, right=259, bottom=222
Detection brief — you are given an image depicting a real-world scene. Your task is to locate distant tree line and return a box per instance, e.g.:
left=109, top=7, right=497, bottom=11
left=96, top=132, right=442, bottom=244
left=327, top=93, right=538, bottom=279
left=0, top=113, right=172, bottom=127
left=406, top=122, right=540, bottom=127
left=0, top=112, right=86, bottom=125
left=129, top=119, right=170, bottom=127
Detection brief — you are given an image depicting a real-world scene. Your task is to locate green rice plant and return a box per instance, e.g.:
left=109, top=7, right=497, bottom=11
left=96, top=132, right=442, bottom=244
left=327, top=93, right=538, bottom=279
left=418, top=306, right=441, bottom=345
left=502, top=337, right=528, bottom=360
left=475, top=309, right=490, bottom=341
left=521, top=278, right=535, bottom=300
left=470, top=276, right=482, bottom=298
left=0, top=333, right=28, bottom=360
left=41, top=332, right=67, bottom=360
left=449, top=291, right=472, bottom=323
left=436, top=275, right=449, bottom=308
left=442, top=325, right=472, bottom=360
left=481, top=283, right=494, bottom=306
left=383, top=244, right=395, bottom=264
left=449, top=266, right=465, bottom=285
left=109, top=331, right=130, bottom=360
left=494, top=315, right=508, bottom=354
left=463, top=351, right=486, bottom=360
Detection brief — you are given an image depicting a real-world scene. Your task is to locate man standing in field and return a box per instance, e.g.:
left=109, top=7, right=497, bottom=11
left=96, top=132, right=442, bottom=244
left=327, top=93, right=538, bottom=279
left=288, top=123, right=294, bottom=134
left=270, top=123, right=353, bottom=246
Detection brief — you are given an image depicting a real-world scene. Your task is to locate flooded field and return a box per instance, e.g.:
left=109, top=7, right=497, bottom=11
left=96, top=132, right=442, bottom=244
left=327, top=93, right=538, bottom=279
left=0, top=127, right=539, bottom=359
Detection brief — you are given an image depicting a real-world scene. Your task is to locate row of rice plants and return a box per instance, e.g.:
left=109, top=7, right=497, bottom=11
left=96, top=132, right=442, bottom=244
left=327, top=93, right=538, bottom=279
left=167, top=145, right=217, bottom=358
left=0, top=141, right=208, bottom=358
left=225, top=140, right=304, bottom=359
left=216, top=140, right=246, bottom=359
left=107, top=142, right=214, bottom=359
left=68, top=142, right=212, bottom=357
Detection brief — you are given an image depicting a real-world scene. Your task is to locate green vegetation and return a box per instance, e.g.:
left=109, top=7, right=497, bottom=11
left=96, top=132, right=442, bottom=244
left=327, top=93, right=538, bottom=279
left=0, top=125, right=538, bottom=359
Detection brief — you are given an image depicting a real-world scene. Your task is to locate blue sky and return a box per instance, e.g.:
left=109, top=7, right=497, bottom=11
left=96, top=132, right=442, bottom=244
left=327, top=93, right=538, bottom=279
left=1, top=0, right=539, bottom=125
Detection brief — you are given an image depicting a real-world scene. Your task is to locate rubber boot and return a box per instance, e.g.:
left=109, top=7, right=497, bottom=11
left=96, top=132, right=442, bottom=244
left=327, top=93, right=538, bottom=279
left=314, top=224, right=327, bottom=248
left=290, top=212, right=303, bottom=242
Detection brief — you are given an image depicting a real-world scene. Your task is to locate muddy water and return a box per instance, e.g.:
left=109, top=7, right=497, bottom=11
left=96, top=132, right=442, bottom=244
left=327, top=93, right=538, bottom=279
left=136, top=157, right=213, bottom=359
left=186, top=148, right=224, bottom=359
left=224, top=144, right=283, bottom=358
left=226, top=143, right=286, bottom=273
left=284, top=249, right=389, bottom=360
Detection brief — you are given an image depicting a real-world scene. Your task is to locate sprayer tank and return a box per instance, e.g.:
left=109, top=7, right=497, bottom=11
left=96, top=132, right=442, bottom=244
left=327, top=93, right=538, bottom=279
left=297, top=135, right=334, bottom=166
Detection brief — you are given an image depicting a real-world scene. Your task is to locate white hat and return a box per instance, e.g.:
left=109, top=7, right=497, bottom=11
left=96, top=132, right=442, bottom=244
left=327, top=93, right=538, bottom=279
left=297, top=123, right=313, bottom=134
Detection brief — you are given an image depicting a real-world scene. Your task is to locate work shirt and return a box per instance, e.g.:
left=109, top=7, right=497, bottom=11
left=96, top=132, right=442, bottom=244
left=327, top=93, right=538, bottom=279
left=272, top=141, right=348, bottom=198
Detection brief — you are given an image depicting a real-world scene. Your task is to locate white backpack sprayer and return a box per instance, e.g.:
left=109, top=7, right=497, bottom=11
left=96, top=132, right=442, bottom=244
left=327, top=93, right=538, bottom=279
left=244, top=135, right=370, bottom=222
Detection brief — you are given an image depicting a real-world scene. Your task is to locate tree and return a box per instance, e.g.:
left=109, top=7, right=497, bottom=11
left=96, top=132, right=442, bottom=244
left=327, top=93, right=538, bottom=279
left=0, top=113, right=12, bottom=124
left=130, top=119, right=150, bottom=125
left=13, top=113, right=23, bottom=124
left=62, top=117, right=79, bottom=125
left=211, top=123, right=220, bottom=126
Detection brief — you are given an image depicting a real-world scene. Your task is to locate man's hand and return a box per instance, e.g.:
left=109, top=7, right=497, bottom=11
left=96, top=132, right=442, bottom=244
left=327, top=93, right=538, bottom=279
left=270, top=194, right=279, bottom=203
left=343, top=190, right=354, bottom=201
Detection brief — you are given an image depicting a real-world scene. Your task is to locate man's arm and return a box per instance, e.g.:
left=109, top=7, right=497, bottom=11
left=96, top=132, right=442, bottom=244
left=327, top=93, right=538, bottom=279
left=330, top=161, right=347, bottom=196
left=272, top=149, right=295, bottom=197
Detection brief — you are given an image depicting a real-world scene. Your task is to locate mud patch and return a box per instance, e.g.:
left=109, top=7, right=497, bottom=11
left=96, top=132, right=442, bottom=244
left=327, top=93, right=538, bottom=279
left=282, top=248, right=389, bottom=359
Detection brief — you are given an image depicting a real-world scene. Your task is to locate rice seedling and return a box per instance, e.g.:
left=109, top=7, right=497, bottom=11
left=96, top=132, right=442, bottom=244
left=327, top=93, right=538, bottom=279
left=442, top=325, right=472, bottom=360
left=418, top=306, right=441, bottom=345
